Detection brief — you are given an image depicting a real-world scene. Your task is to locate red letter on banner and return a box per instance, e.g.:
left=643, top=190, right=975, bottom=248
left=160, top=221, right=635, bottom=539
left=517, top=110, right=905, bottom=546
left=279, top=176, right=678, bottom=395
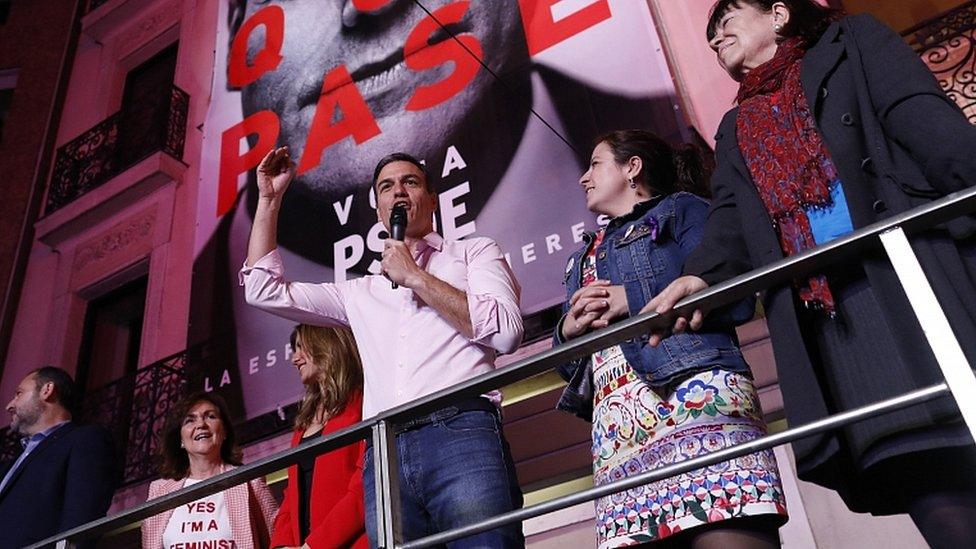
left=352, top=0, right=391, bottom=10
left=228, top=6, right=285, bottom=87
left=217, top=110, right=280, bottom=216
left=404, top=2, right=482, bottom=111
left=297, top=65, right=381, bottom=175
left=518, top=0, right=611, bottom=56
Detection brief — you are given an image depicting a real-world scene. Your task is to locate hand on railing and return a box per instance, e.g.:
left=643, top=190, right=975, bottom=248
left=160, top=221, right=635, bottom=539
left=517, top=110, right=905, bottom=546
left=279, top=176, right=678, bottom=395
left=560, top=280, right=628, bottom=340
left=641, top=275, right=708, bottom=346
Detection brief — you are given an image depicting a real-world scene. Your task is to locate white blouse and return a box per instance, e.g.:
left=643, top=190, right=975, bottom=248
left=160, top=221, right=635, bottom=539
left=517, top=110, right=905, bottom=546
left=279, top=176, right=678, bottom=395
left=161, top=477, right=234, bottom=549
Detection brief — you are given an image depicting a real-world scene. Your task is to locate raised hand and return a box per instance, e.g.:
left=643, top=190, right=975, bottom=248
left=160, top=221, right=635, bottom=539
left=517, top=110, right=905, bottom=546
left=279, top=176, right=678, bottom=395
left=256, top=147, right=296, bottom=203
left=246, top=147, right=296, bottom=266
left=640, top=275, right=708, bottom=347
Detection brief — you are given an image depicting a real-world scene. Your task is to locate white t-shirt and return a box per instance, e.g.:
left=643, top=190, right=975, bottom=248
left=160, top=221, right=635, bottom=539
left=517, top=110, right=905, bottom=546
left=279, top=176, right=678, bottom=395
left=161, top=477, right=236, bottom=549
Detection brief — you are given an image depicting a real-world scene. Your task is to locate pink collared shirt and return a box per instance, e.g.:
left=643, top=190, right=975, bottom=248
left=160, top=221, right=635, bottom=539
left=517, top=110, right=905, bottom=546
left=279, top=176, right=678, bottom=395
left=240, top=233, right=523, bottom=418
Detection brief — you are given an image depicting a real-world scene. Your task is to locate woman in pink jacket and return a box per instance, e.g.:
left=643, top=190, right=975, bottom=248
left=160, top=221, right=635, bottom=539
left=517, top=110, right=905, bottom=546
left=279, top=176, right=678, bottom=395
left=142, top=392, right=278, bottom=549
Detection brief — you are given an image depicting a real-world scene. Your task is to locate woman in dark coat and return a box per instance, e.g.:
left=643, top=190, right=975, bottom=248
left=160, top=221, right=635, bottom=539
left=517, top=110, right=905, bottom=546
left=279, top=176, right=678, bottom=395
left=645, top=1, right=976, bottom=546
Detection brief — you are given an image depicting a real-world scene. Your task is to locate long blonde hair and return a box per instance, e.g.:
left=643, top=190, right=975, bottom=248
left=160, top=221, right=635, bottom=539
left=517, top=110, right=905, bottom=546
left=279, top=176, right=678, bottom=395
left=291, top=325, right=363, bottom=429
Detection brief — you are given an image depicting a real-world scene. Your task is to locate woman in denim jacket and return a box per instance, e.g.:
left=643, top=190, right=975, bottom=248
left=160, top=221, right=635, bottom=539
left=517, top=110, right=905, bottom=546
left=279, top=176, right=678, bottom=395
left=554, top=130, right=787, bottom=547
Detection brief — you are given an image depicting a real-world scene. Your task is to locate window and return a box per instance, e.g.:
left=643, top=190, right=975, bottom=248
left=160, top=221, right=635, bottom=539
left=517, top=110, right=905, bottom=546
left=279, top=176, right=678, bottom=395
left=75, top=275, right=148, bottom=490
left=0, top=69, right=18, bottom=141
left=77, top=276, right=148, bottom=391
left=117, top=43, right=178, bottom=165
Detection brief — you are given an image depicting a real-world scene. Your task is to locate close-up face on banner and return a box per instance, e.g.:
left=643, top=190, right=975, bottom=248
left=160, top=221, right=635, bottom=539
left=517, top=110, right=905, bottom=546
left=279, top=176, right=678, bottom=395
left=191, top=0, right=686, bottom=420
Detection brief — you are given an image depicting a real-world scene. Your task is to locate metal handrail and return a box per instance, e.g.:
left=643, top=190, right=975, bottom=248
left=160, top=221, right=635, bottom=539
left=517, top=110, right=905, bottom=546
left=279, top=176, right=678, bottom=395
left=403, top=384, right=951, bottom=548
left=31, top=184, right=976, bottom=548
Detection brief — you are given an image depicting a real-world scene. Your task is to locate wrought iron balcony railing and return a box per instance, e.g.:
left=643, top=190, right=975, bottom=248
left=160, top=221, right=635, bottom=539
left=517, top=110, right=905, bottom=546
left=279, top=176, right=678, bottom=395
left=79, top=351, right=193, bottom=485
left=903, top=0, right=976, bottom=124
left=0, top=344, right=208, bottom=487
left=45, top=85, right=188, bottom=214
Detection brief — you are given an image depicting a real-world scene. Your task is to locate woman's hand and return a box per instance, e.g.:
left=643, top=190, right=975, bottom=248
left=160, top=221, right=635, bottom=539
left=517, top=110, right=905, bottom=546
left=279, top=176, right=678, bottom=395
left=561, top=280, right=629, bottom=340
left=256, top=147, right=296, bottom=205
left=641, top=275, right=709, bottom=346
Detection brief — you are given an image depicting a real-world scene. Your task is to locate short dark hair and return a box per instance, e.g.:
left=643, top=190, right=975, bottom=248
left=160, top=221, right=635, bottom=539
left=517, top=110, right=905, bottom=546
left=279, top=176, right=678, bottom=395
left=372, top=152, right=433, bottom=192
left=157, top=392, right=242, bottom=480
left=30, top=366, right=77, bottom=415
left=706, top=0, right=842, bottom=45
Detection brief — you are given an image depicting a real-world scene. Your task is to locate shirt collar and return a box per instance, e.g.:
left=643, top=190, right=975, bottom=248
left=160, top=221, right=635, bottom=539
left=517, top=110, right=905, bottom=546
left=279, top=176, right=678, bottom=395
left=417, top=232, right=444, bottom=252
left=21, top=420, right=70, bottom=447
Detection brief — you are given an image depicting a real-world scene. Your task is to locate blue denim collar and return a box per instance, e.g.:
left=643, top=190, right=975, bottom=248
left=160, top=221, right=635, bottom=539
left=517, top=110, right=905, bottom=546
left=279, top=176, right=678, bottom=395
left=604, top=196, right=664, bottom=232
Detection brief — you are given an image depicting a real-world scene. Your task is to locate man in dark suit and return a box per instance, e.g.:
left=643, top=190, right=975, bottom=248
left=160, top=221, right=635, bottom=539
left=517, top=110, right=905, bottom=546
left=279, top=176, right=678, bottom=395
left=0, top=367, right=118, bottom=548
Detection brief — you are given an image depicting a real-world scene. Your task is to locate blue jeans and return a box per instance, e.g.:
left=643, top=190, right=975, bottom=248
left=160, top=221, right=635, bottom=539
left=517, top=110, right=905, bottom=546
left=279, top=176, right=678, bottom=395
left=363, top=410, right=524, bottom=548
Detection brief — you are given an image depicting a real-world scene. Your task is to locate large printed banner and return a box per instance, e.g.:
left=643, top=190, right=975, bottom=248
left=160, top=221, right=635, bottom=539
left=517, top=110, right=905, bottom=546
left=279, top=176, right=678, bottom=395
left=191, top=0, right=685, bottom=420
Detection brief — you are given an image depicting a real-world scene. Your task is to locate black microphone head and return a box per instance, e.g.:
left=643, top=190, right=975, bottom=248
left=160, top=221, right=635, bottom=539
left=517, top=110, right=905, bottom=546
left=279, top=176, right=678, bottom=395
left=391, top=203, right=408, bottom=222
left=390, top=203, right=408, bottom=241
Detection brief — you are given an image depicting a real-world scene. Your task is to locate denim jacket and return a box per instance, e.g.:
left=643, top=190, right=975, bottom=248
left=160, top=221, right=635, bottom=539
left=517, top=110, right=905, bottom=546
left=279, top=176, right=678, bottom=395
left=553, top=193, right=754, bottom=421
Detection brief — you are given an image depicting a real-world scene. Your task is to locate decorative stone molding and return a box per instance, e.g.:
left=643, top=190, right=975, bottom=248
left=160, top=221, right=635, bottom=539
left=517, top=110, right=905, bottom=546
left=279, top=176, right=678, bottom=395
left=36, top=151, right=185, bottom=247
left=72, top=209, right=156, bottom=279
left=116, top=0, right=182, bottom=58
left=83, top=0, right=182, bottom=47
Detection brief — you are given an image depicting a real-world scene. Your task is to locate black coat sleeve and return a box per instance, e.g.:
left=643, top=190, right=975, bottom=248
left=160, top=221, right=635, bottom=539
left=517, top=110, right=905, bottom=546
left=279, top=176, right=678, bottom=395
left=682, top=119, right=755, bottom=285
left=851, top=13, right=976, bottom=194
left=59, top=426, right=119, bottom=538
left=673, top=192, right=755, bottom=325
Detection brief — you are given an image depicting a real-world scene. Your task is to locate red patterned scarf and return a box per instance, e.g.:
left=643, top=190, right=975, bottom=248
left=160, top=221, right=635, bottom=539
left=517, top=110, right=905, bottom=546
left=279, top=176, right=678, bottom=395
left=736, top=38, right=839, bottom=314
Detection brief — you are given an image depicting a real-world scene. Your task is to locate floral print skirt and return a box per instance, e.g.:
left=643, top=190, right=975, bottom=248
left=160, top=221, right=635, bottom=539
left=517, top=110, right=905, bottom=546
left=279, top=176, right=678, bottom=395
left=591, top=345, right=788, bottom=547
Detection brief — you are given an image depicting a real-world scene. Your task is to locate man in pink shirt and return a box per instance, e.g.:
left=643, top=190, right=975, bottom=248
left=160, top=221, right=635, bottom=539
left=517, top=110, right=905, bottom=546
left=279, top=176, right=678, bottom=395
left=241, top=148, right=524, bottom=548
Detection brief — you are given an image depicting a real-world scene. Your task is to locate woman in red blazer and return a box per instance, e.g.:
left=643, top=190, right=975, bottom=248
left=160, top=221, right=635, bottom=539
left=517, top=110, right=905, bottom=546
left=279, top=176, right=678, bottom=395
left=271, top=325, right=367, bottom=549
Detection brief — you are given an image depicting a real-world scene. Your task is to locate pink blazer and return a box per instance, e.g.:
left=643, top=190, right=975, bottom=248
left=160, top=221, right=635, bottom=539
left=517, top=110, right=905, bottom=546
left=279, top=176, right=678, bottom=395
left=141, top=467, right=279, bottom=549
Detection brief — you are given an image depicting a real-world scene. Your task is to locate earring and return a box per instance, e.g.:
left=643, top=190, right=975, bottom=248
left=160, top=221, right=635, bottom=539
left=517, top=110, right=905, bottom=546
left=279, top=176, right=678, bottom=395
left=773, top=23, right=783, bottom=32
left=629, top=178, right=637, bottom=189
left=180, top=441, right=185, bottom=449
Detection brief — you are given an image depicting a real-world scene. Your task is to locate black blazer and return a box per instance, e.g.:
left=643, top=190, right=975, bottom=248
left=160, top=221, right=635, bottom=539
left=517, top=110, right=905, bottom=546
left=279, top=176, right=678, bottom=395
left=684, top=13, right=976, bottom=508
left=0, top=422, right=118, bottom=548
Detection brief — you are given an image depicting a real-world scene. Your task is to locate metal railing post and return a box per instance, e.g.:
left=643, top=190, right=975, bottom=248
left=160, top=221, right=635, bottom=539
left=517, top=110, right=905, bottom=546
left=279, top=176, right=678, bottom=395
left=879, top=227, right=976, bottom=440
left=372, top=420, right=402, bottom=548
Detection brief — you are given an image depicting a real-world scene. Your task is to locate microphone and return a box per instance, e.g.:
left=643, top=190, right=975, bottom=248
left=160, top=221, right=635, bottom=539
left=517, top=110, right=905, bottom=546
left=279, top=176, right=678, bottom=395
left=389, top=203, right=408, bottom=289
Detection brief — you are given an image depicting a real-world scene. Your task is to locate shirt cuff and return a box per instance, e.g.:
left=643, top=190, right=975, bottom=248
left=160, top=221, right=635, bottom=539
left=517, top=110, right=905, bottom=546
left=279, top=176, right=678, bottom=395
left=238, top=249, right=283, bottom=285
left=468, top=293, right=499, bottom=344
